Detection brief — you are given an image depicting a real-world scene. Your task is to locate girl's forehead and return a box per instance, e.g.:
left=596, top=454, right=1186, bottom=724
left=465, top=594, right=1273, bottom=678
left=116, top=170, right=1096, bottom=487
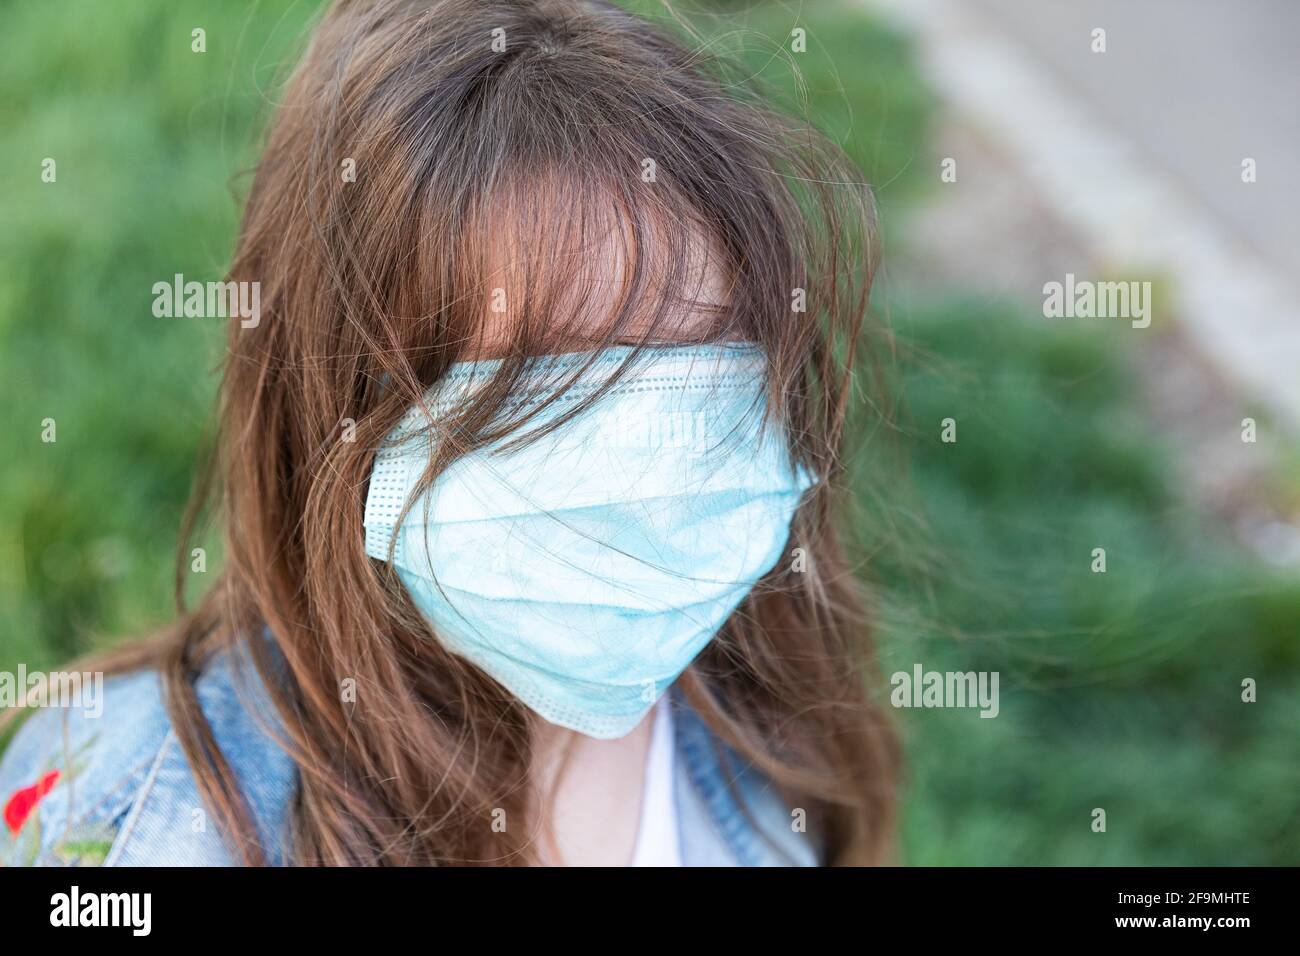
left=463, top=182, right=732, bottom=359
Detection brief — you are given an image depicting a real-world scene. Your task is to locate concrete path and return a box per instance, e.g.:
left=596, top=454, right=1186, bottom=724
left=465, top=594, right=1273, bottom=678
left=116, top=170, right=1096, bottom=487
left=860, top=0, right=1300, bottom=430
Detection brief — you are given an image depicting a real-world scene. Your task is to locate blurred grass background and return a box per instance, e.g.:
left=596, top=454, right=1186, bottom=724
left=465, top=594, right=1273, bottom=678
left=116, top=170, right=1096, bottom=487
left=1, top=0, right=1296, bottom=864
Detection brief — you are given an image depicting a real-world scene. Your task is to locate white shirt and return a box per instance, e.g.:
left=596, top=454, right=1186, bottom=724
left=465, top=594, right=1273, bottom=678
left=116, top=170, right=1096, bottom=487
left=629, top=698, right=682, bottom=867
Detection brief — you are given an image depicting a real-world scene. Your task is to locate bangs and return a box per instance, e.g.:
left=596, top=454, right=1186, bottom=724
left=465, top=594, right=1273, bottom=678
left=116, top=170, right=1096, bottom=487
left=407, top=163, right=760, bottom=452
left=454, top=168, right=738, bottom=358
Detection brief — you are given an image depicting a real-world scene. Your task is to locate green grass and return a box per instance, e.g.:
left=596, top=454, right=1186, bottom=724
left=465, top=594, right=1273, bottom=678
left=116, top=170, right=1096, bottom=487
left=1, top=0, right=319, bottom=662
left=873, top=303, right=1300, bottom=864
left=2, top=0, right=1296, bottom=864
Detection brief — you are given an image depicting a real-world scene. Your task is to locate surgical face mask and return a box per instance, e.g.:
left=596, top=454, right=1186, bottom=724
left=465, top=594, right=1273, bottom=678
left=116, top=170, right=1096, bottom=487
left=363, top=344, right=813, bottom=739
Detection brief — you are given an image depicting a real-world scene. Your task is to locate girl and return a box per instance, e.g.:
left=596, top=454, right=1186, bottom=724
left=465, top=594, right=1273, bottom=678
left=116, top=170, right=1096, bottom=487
left=0, top=0, right=896, bottom=866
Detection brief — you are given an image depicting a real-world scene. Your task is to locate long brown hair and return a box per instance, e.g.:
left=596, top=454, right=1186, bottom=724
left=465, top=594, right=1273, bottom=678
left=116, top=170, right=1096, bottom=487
left=75, top=0, right=897, bottom=865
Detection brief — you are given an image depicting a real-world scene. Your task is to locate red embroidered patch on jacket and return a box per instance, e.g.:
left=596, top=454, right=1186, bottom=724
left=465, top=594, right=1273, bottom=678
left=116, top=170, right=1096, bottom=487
left=3, top=769, right=60, bottom=835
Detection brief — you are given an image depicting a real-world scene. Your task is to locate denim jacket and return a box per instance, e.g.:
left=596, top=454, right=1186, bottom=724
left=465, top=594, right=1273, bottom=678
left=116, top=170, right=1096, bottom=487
left=0, top=651, right=818, bottom=867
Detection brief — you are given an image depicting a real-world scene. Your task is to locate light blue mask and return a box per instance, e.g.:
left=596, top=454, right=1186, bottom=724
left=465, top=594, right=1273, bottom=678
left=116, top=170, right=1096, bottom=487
left=363, top=344, right=813, bottom=738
